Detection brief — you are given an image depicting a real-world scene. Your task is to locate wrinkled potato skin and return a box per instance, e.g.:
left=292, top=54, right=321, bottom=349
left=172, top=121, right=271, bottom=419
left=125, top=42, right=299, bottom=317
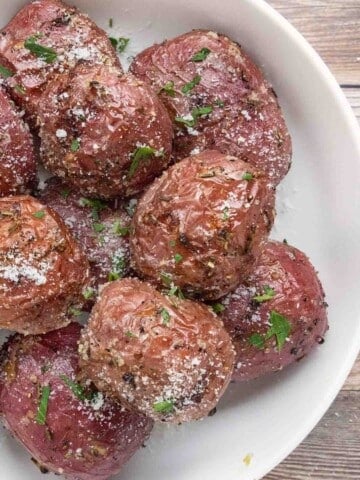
left=37, top=65, right=174, bottom=199
left=0, top=195, right=91, bottom=334
left=0, top=0, right=121, bottom=124
left=79, top=278, right=235, bottom=423
left=0, top=323, right=153, bottom=480
left=131, top=150, right=275, bottom=300
left=130, top=29, right=292, bottom=185
left=220, top=241, right=328, bottom=381
left=37, top=177, right=133, bottom=299
left=0, top=87, right=37, bottom=196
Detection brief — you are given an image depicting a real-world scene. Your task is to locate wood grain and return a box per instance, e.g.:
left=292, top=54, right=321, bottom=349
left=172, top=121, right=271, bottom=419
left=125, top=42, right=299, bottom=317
left=343, top=87, right=360, bottom=124
left=268, top=1, right=360, bottom=85
left=343, top=356, right=360, bottom=391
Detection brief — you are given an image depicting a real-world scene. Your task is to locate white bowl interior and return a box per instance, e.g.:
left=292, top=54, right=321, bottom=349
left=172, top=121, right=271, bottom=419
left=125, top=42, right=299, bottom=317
left=0, top=0, right=360, bottom=479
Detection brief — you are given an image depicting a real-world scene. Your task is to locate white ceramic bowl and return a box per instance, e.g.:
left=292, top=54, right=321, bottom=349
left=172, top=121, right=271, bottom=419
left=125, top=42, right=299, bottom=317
left=1, top=1, right=360, bottom=479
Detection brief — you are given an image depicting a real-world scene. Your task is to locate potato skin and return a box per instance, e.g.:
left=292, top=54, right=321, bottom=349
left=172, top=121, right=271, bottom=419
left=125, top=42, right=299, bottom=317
left=131, top=150, right=275, bottom=301
left=0, top=0, right=120, bottom=124
left=0, top=323, right=153, bottom=480
left=220, top=240, right=328, bottom=381
left=0, top=195, right=91, bottom=334
left=78, top=278, right=235, bottom=423
left=37, top=177, right=133, bottom=299
left=130, top=29, right=292, bottom=186
left=0, top=87, right=37, bottom=196
left=37, top=65, right=174, bottom=199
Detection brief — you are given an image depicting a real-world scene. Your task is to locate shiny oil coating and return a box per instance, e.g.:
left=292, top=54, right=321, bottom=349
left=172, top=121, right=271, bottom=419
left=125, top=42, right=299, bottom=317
left=0, top=323, right=153, bottom=480
left=130, top=30, right=292, bottom=186
left=131, top=150, right=275, bottom=301
left=37, top=65, right=174, bottom=199
left=0, top=195, right=91, bottom=334
left=78, top=278, right=235, bottom=423
left=0, top=87, right=37, bottom=196
left=220, top=241, right=328, bottom=381
left=0, top=0, right=121, bottom=123
left=38, top=177, right=133, bottom=299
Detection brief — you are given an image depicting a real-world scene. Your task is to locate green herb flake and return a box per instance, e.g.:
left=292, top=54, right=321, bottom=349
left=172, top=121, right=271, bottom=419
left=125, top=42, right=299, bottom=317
left=108, top=271, right=120, bottom=282
left=35, top=385, right=51, bottom=425
left=169, top=240, right=176, bottom=247
left=265, top=311, right=292, bottom=351
left=249, top=333, right=265, bottom=349
left=83, top=287, right=95, bottom=300
left=128, top=146, right=157, bottom=179
left=215, top=99, right=225, bottom=108
left=68, top=307, right=83, bottom=317
left=0, top=64, right=14, bottom=79
left=60, top=188, right=71, bottom=199
left=181, top=74, right=201, bottom=95
left=253, top=286, right=275, bottom=303
left=160, top=308, right=171, bottom=325
left=212, top=303, right=225, bottom=314
left=160, top=80, right=176, bottom=97
left=222, top=207, right=230, bottom=220
left=112, top=220, right=130, bottom=236
left=153, top=400, right=174, bottom=414
left=14, top=84, right=26, bottom=95
left=108, top=253, right=126, bottom=281
left=175, top=105, right=213, bottom=128
left=60, top=375, right=87, bottom=401
left=168, top=285, right=185, bottom=299
left=125, top=331, right=137, bottom=339
left=109, top=37, right=118, bottom=48
left=191, top=47, right=211, bottom=62
left=33, top=210, right=45, bottom=219
left=24, top=37, right=57, bottom=64
left=93, top=222, right=105, bottom=233
left=117, top=37, right=130, bottom=53
left=242, top=172, right=254, bottom=181
left=174, top=253, right=183, bottom=264
left=160, top=272, right=172, bottom=287
left=70, top=139, right=80, bottom=152
left=79, top=198, right=107, bottom=221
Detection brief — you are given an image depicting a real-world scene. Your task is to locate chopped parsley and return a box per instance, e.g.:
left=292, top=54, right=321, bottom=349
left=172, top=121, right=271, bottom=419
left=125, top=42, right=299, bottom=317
left=79, top=198, right=107, bottom=221
left=0, top=64, right=14, bottom=79
left=70, top=139, right=80, bottom=152
left=160, top=272, right=172, bottom=287
left=249, top=311, right=291, bottom=351
left=215, top=99, right=225, bottom=108
left=169, top=240, right=176, bottom=247
left=160, top=308, right=171, bottom=325
left=109, top=37, right=118, bottom=48
left=83, top=287, right=95, bottom=300
left=108, top=253, right=126, bottom=281
left=109, top=37, right=130, bottom=53
left=93, top=222, right=105, bottom=233
left=60, top=375, right=88, bottom=401
left=153, top=400, right=174, bottom=414
left=168, top=285, right=185, bottom=299
left=242, top=172, right=254, bottom=181
left=24, top=37, right=57, bottom=63
left=14, top=84, right=26, bottom=95
left=160, top=81, right=176, bottom=97
left=60, top=188, right=71, bottom=199
left=33, top=210, right=45, bottom=219
left=112, top=220, right=130, bottom=236
left=181, top=74, right=201, bottom=95
left=125, top=331, right=137, bottom=339
left=128, top=146, right=157, bottom=179
left=35, top=385, right=51, bottom=425
left=175, top=106, right=213, bottom=128
left=68, top=307, right=83, bottom=317
left=222, top=207, right=230, bottom=220
left=212, top=303, right=225, bottom=314
left=174, top=253, right=183, bottom=264
left=253, top=286, right=275, bottom=303
left=191, top=47, right=211, bottom=62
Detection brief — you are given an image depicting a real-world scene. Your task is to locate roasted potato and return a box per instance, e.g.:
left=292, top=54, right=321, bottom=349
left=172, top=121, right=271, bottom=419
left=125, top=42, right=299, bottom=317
left=78, top=278, right=235, bottom=423
left=0, top=323, right=153, bottom=480
left=130, top=29, right=292, bottom=185
left=220, top=240, right=328, bottom=381
left=0, top=195, right=91, bottom=334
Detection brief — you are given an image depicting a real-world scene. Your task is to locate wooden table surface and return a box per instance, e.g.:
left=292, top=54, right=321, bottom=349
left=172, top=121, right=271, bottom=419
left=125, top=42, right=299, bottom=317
left=264, top=1, right=360, bottom=479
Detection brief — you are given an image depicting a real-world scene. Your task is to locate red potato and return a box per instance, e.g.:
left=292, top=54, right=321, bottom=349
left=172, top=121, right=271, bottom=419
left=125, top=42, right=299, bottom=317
left=0, top=323, right=153, bottom=480
left=130, top=150, right=275, bottom=301
left=0, top=195, right=91, bottom=334
left=37, top=177, right=134, bottom=300
left=0, top=86, right=37, bottom=196
left=130, top=29, right=292, bottom=186
left=0, top=0, right=121, bottom=124
left=37, top=64, right=174, bottom=199
left=78, top=278, right=235, bottom=423
left=219, top=240, right=328, bottom=381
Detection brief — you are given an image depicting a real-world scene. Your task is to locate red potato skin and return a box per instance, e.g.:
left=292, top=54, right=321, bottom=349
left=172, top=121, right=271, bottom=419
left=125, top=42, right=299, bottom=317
left=0, top=0, right=121, bottom=124
left=130, top=30, right=292, bottom=186
left=0, top=323, right=153, bottom=480
left=78, top=278, right=235, bottom=423
left=0, top=87, right=37, bottom=196
left=37, top=65, right=174, bottom=199
left=37, top=177, right=133, bottom=300
left=220, top=240, right=328, bottom=381
left=0, top=195, right=91, bottom=334
left=131, top=150, right=275, bottom=301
